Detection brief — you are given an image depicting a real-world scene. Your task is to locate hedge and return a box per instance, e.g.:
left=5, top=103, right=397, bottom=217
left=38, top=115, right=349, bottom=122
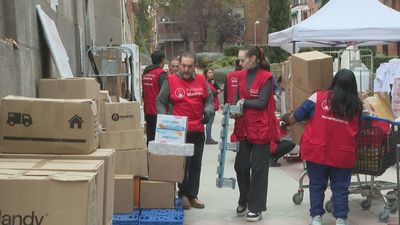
left=196, top=52, right=224, bottom=69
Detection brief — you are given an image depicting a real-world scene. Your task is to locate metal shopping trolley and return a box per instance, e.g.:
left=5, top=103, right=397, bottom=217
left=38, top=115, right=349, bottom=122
left=292, top=115, right=400, bottom=223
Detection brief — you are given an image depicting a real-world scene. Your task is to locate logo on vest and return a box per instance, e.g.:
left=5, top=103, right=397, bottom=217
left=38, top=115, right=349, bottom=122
left=321, top=100, right=331, bottom=111
left=175, top=88, right=185, bottom=98
left=249, top=89, right=259, bottom=97
left=186, top=87, right=204, bottom=97
left=231, top=77, right=238, bottom=83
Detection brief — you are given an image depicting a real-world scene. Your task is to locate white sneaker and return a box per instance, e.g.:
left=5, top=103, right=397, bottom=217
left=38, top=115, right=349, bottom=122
left=336, top=218, right=348, bottom=225
left=246, top=211, right=262, bottom=222
left=310, top=215, right=322, bottom=225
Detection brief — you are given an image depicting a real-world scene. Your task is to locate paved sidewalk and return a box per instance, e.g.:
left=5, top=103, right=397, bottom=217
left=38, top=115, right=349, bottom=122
left=184, top=111, right=400, bottom=225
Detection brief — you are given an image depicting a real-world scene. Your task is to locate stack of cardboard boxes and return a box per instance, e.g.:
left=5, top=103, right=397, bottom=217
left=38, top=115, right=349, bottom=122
left=0, top=78, right=116, bottom=225
left=283, top=51, right=333, bottom=144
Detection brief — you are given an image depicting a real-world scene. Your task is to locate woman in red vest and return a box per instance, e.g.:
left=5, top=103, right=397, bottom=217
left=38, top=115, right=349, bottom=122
left=281, top=69, right=363, bottom=225
left=204, top=68, right=221, bottom=144
left=233, top=45, right=278, bottom=222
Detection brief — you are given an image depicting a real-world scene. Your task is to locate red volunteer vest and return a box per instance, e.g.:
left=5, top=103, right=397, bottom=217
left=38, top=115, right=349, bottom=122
left=168, top=74, right=208, bottom=132
left=226, top=71, right=241, bottom=104
left=300, top=90, right=359, bottom=168
left=238, top=68, right=278, bottom=144
left=142, top=67, right=165, bottom=115
left=208, top=81, right=220, bottom=111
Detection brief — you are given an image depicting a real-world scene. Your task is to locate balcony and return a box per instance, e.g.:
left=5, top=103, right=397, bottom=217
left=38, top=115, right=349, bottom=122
left=291, top=0, right=308, bottom=7
left=157, top=33, right=184, bottom=42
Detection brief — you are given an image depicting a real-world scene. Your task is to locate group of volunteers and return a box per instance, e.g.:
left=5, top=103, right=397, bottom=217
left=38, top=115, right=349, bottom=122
left=142, top=45, right=362, bottom=225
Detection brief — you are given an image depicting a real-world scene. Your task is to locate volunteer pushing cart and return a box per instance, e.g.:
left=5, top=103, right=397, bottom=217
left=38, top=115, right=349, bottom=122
left=282, top=69, right=363, bottom=225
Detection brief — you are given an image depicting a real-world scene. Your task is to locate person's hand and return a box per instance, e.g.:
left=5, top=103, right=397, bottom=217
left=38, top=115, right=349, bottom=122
left=280, top=112, right=292, bottom=127
left=201, top=111, right=211, bottom=124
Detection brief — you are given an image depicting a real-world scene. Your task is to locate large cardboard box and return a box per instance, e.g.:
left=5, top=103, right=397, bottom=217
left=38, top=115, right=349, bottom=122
left=291, top=122, right=306, bottom=145
left=291, top=85, right=313, bottom=110
left=105, top=102, right=141, bottom=131
left=0, top=96, right=99, bottom=154
left=114, top=175, right=134, bottom=213
left=140, top=180, right=175, bottom=209
left=100, top=129, right=145, bottom=150
left=115, top=149, right=148, bottom=176
left=148, top=154, right=185, bottom=182
left=0, top=170, right=98, bottom=225
left=38, top=78, right=100, bottom=99
left=0, top=158, right=105, bottom=225
left=291, top=51, right=333, bottom=93
left=0, top=149, right=115, bottom=225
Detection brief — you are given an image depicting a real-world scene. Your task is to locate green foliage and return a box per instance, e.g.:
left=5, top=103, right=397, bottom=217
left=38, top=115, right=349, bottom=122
left=223, top=46, right=241, bottom=57
left=209, top=56, right=238, bottom=69
left=135, top=0, right=153, bottom=54
left=257, top=45, right=290, bottom=64
left=213, top=66, right=235, bottom=85
left=195, top=52, right=224, bottom=69
left=321, top=0, right=330, bottom=7
left=268, top=0, right=290, bottom=34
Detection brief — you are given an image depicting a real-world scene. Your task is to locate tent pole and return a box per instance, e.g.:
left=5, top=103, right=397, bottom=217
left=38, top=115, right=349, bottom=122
left=292, top=42, right=296, bottom=54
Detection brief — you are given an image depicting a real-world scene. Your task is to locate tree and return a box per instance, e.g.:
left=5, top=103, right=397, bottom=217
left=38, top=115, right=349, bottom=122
left=135, top=0, right=153, bottom=56
left=267, top=0, right=290, bottom=63
left=321, top=0, right=330, bottom=7
left=214, top=9, right=244, bottom=51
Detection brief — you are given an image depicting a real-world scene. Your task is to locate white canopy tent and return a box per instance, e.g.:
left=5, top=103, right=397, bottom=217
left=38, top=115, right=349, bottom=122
left=268, top=0, right=400, bottom=53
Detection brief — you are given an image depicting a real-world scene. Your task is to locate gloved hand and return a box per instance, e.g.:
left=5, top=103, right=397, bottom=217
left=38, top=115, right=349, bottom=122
left=201, top=111, right=212, bottom=124
left=280, top=112, right=292, bottom=127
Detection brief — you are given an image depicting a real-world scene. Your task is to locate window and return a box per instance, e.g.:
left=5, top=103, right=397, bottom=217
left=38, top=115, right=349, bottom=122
left=383, top=44, right=389, bottom=56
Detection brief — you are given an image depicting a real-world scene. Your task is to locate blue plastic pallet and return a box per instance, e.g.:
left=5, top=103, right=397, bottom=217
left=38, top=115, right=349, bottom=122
left=139, top=209, right=184, bottom=225
left=113, top=209, right=141, bottom=225
left=175, top=197, right=182, bottom=209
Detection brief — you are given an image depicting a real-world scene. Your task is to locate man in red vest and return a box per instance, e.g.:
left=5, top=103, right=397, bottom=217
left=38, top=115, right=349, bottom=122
left=156, top=51, right=213, bottom=210
left=142, top=50, right=167, bottom=146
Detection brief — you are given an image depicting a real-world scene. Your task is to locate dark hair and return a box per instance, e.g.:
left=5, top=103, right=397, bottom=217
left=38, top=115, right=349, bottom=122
left=234, top=59, right=242, bottom=71
left=328, top=69, right=363, bottom=120
left=151, top=50, right=165, bottom=65
left=169, top=57, right=179, bottom=65
left=179, top=51, right=196, bottom=65
left=203, top=68, right=214, bottom=76
left=240, top=45, right=270, bottom=71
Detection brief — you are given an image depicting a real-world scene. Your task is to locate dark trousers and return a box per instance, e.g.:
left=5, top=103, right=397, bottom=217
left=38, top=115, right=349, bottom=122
left=271, top=140, right=296, bottom=160
left=145, top=114, right=157, bottom=146
left=307, top=161, right=352, bottom=218
left=178, top=131, right=205, bottom=200
left=234, top=140, right=270, bottom=212
left=205, top=112, right=216, bottom=141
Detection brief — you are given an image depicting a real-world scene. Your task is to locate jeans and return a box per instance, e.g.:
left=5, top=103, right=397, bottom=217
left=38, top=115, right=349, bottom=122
left=307, top=161, right=352, bottom=219
left=178, top=131, right=205, bottom=200
left=205, top=111, right=216, bottom=141
left=234, top=140, right=270, bottom=212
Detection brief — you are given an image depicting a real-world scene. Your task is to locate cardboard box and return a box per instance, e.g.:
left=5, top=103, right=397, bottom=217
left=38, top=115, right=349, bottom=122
left=100, top=129, right=145, bottom=150
left=0, top=149, right=115, bottom=225
left=38, top=78, right=100, bottom=99
left=155, top=129, right=186, bottom=144
left=292, top=85, right=313, bottom=110
left=291, top=122, right=306, bottom=145
left=133, top=176, right=141, bottom=208
left=148, top=154, right=185, bottom=182
left=140, top=180, right=175, bottom=209
left=284, top=87, right=293, bottom=112
left=0, top=96, right=99, bottom=154
left=115, top=149, right=148, bottom=176
left=291, top=51, right=333, bottom=93
left=105, top=102, right=141, bottom=131
left=98, top=91, right=111, bottom=127
left=0, top=169, right=98, bottom=225
left=156, top=114, right=187, bottom=131
left=114, top=175, right=134, bottom=213
left=0, top=158, right=105, bottom=225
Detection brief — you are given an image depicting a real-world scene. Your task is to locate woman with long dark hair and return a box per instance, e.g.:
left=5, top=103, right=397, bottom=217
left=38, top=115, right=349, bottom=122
left=281, top=69, right=363, bottom=225
left=233, top=45, right=277, bottom=222
left=204, top=68, right=221, bottom=144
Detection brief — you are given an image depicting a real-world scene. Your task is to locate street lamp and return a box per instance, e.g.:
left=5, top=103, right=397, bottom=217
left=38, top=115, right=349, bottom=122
left=254, top=20, right=260, bottom=45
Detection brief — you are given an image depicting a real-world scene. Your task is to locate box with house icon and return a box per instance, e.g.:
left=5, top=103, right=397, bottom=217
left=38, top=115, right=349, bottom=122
left=0, top=96, right=99, bottom=154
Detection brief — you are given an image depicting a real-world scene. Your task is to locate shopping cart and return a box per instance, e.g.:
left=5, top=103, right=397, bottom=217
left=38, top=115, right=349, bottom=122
left=292, top=115, right=400, bottom=223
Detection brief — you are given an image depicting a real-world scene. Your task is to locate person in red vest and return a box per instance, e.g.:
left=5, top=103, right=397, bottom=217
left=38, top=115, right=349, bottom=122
left=232, top=45, right=278, bottom=222
left=224, top=59, right=242, bottom=105
left=156, top=51, right=214, bottom=210
left=204, top=68, right=221, bottom=144
left=281, top=69, right=363, bottom=225
left=142, top=50, right=167, bottom=146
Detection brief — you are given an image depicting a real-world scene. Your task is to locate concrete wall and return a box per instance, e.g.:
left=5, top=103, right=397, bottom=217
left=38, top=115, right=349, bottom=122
left=0, top=0, right=88, bottom=98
